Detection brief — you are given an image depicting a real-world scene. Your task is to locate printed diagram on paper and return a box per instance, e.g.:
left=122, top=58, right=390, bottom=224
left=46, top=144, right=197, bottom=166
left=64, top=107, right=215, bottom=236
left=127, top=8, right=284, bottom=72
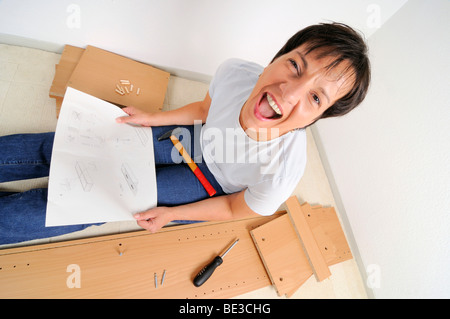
left=46, top=87, right=157, bottom=227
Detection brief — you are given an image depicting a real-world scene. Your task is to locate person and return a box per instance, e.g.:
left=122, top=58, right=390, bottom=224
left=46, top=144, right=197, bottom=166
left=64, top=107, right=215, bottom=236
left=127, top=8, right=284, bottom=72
left=0, top=22, right=370, bottom=244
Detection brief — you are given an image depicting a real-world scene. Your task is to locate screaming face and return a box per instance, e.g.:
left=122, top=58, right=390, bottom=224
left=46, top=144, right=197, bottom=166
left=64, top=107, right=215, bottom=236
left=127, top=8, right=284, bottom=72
left=240, top=44, right=355, bottom=141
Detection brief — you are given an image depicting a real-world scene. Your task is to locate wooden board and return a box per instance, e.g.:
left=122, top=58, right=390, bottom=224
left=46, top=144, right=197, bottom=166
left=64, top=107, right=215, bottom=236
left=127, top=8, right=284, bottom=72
left=250, top=214, right=312, bottom=297
left=300, top=203, right=353, bottom=265
left=50, top=45, right=85, bottom=99
left=286, top=196, right=331, bottom=281
left=250, top=197, right=352, bottom=297
left=0, top=215, right=278, bottom=299
left=49, top=45, right=85, bottom=117
left=0, top=197, right=352, bottom=299
left=67, top=46, right=169, bottom=113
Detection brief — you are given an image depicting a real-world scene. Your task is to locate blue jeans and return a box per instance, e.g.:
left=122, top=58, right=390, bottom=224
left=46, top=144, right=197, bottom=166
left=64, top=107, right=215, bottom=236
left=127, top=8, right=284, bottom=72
left=0, top=126, right=224, bottom=245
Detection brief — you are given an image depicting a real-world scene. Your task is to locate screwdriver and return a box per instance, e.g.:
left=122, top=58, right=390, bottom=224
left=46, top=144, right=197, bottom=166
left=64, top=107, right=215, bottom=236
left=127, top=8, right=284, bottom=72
left=193, top=238, right=239, bottom=287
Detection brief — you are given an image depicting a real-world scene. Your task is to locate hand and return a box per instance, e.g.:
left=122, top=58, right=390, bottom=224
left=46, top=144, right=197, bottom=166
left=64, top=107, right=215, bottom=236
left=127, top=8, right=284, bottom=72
left=134, top=206, right=174, bottom=233
left=116, top=106, right=154, bottom=127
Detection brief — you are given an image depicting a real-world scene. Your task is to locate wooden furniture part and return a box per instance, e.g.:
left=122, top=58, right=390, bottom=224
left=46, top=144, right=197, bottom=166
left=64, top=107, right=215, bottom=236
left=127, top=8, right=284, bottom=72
left=0, top=215, right=278, bottom=299
left=67, top=45, right=170, bottom=113
left=250, top=196, right=352, bottom=297
left=49, top=45, right=85, bottom=117
left=49, top=45, right=170, bottom=117
left=50, top=45, right=85, bottom=98
left=250, top=214, right=313, bottom=297
left=300, top=202, right=353, bottom=266
left=285, top=196, right=331, bottom=281
left=0, top=197, right=351, bottom=298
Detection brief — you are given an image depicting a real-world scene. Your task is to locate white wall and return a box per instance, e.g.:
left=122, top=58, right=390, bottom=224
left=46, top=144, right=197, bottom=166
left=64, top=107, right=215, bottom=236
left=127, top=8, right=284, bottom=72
left=313, top=0, right=450, bottom=298
left=3, top=0, right=447, bottom=298
left=0, top=0, right=405, bottom=81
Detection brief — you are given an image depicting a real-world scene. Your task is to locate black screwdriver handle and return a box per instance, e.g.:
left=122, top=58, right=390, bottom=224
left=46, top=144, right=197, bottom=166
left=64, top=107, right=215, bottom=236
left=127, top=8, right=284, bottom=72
left=193, top=256, right=223, bottom=287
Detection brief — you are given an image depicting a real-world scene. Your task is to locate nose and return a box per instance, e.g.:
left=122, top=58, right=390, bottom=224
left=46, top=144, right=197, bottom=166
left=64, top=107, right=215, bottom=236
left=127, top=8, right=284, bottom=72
left=280, top=81, right=305, bottom=107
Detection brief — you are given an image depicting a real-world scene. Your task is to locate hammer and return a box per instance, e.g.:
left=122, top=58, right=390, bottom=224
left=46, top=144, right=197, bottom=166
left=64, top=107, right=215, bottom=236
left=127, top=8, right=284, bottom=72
left=158, top=128, right=216, bottom=197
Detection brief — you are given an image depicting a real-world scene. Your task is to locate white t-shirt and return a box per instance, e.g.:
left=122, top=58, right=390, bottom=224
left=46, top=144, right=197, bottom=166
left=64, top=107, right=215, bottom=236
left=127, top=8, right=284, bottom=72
left=200, top=59, right=307, bottom=215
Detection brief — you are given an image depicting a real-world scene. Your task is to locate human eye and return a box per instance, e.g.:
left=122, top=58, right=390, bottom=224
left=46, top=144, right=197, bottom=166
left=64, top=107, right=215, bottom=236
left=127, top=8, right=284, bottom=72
left=288, top=59, right=300, bottom=75
left=312, top=93, right=320, bottom=105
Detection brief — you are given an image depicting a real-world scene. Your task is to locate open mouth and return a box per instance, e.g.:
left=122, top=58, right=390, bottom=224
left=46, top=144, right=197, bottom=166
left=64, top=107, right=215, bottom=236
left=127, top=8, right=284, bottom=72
left=255, top=93, right=283, bottom=121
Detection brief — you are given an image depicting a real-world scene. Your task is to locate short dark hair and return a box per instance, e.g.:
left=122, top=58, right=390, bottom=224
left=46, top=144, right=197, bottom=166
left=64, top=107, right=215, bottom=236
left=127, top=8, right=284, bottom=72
left=272, top=22, right=371, bottom=120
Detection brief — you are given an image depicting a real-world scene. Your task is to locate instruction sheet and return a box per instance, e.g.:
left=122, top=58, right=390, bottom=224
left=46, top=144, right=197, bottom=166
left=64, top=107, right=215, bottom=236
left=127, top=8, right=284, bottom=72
left=46, top=87, right=157, bottom=226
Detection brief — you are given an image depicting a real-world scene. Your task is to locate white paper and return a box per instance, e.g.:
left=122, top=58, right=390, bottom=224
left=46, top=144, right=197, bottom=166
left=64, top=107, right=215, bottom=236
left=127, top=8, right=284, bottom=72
left=46, top=87, right=157, bottom=226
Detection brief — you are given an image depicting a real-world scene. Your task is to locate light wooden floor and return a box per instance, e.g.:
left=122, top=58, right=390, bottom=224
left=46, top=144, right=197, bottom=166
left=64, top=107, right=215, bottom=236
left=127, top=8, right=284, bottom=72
left=0, top=44, right=367, bottom=298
